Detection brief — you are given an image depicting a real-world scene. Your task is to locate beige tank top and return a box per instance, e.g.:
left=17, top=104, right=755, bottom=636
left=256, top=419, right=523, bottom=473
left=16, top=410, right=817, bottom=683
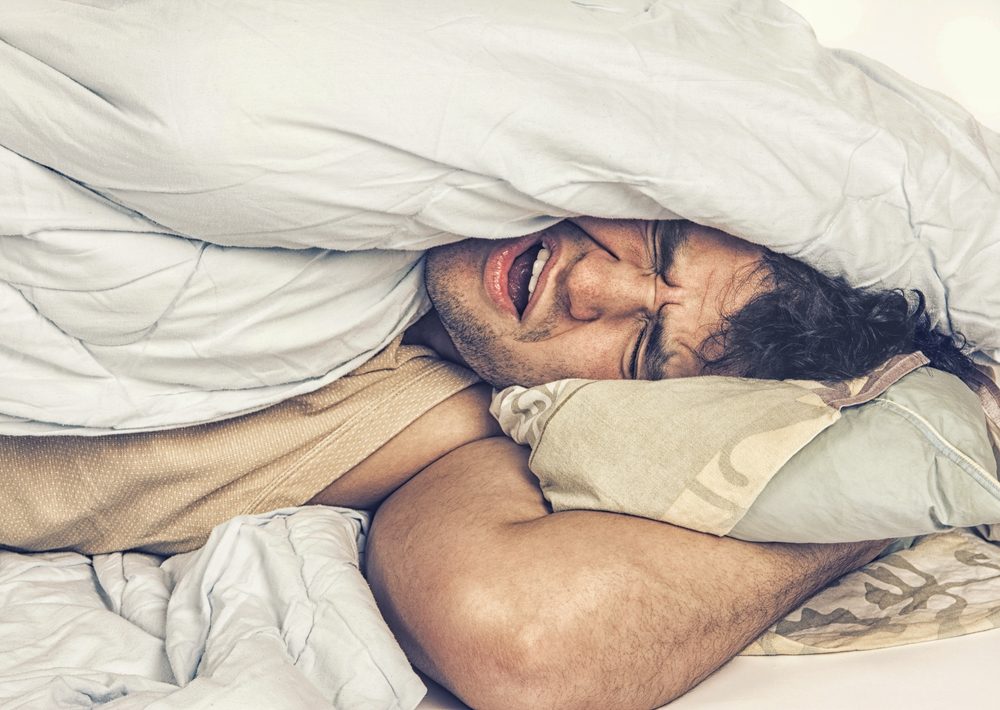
left=0, top=338, right=479, bottom=554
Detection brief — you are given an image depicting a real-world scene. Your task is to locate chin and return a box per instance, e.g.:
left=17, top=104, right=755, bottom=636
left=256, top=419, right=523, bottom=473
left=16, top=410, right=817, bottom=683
left=425, top=242, right=489, bottom=311
left=436, top=309, right=516, bottom=387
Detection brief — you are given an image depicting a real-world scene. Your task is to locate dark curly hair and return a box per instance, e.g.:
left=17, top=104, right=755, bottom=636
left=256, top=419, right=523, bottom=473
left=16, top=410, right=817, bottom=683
left=701, top=251, right=979, bottom=383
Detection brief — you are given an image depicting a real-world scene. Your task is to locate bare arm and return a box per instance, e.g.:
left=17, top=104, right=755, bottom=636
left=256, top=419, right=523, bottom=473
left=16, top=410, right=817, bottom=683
left=368, top=436, right=884, bottom=709
left=308, top=383, right=500, bottom=509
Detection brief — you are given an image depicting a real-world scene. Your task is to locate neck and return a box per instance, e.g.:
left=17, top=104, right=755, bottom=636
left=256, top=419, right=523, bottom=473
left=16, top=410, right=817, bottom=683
left=402, top=310, right=468, bottom=367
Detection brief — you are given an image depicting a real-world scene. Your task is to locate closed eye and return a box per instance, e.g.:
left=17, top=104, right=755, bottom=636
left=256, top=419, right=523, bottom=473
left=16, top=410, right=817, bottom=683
left=629, top=320, right=649, bottom=379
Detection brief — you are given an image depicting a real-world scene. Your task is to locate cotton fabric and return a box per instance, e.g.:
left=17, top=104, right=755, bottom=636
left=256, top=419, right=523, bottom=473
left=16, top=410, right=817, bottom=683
left=0, top=338, right=478, bottom=554
left=2, top=0, right=997, bottom=434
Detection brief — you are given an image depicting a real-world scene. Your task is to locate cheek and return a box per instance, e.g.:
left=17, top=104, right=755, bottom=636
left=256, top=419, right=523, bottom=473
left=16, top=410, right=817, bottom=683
left=425, top=242, right=498, bottom=330
left=515, top=332, right=625, bottom=382
left=425, top=241, right=482, bottom=289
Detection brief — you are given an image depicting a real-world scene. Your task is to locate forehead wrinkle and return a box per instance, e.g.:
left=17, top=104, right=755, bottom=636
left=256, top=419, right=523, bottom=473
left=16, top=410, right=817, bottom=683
left=640, top=221, right=689, bottom=380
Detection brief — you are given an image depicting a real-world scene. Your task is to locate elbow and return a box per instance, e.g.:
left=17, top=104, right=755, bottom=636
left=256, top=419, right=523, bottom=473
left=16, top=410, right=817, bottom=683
left=418, top=577, right=696, bottom=710
left=429, top=586, right=580, bottom=709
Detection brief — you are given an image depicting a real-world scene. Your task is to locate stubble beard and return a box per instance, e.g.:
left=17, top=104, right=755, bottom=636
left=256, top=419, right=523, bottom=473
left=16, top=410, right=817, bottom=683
left=425, top=241, right=577, bottom=388
left=424, top=245, right=520, bottom=388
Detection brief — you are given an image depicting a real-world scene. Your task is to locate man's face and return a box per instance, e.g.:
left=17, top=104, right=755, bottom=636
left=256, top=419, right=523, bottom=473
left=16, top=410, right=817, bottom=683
left=425, top=218, right=767, bottom=387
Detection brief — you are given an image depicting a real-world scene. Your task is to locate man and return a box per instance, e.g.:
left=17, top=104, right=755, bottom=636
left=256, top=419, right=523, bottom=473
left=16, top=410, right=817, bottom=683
left=361, top=217, right=973, bottom=709
left=1, top=217, right=964, bottom=708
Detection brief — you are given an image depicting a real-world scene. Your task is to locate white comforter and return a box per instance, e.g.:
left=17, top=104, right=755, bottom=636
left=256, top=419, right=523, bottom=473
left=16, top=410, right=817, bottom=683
left=0, top=507, right=425, bottom=709
left=2, top=0, right=998, bottom=435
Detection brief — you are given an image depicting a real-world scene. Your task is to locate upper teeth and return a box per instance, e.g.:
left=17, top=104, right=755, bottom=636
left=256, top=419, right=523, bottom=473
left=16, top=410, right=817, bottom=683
left=526, top=247, right=550, bottom=299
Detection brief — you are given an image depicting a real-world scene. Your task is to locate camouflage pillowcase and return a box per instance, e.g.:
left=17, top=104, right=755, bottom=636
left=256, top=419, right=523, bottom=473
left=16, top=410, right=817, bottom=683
left=490, top=354, right=1000, bottom=543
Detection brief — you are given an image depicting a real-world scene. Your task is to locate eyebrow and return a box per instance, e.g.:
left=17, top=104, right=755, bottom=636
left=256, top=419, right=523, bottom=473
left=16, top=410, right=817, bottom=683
left=639, top=221, right=688, bottom=380
left=642, top=314, right=671, bottom=380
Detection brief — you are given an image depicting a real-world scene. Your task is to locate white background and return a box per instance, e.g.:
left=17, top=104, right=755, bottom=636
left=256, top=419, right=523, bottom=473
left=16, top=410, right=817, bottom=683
left=783, top=0, right=1000, bottom=131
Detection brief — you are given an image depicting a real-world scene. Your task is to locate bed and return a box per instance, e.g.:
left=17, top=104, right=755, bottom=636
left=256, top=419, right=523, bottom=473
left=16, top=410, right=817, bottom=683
left=1, top=1, right=998, bottom=708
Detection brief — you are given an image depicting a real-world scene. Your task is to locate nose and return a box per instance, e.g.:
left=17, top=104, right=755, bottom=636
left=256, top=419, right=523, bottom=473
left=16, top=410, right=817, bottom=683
left=564, top=250, right=651, bottom=321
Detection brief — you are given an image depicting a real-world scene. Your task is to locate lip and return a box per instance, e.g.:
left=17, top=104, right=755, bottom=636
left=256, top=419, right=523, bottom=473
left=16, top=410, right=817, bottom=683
left=483, top=231, right=559, bottom=320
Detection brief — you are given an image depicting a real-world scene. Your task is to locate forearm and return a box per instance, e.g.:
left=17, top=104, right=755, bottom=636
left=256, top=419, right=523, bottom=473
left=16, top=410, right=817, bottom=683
left=642, top=532, right=886, bottom=700
left=368, top=437, right=883, bottom=709
left=480, top=492, right=885, bottom=706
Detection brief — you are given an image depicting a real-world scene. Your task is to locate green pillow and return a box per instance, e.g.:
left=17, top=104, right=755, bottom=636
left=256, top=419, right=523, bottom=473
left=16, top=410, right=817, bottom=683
left=733, top=367, right=1000, bottom=542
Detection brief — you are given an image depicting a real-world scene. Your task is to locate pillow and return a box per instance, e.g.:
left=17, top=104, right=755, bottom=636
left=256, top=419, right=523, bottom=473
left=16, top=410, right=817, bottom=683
left=491, top=354, right=1000, bottom=543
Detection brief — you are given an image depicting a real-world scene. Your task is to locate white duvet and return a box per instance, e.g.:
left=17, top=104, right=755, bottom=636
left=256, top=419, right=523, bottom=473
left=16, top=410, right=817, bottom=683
left=0, top=507, right=425, bottom=709
left=2, top=0, right=998, bottom=435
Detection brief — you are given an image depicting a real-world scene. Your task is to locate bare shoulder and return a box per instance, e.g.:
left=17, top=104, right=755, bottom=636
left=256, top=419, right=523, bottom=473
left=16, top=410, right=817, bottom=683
left=308, top=383, right=502, bottom=509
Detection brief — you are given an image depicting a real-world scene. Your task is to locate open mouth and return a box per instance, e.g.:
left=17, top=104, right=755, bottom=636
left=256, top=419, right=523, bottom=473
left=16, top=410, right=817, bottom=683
left=483, top=230, right=557, bottom=320
left=507, top=242, right=551, bottom=317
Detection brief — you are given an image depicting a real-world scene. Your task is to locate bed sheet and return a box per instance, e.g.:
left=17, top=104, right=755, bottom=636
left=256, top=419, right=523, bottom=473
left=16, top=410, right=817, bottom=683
left=0, top=507, right=424, bottom=710
left=5, top=512, right=997, bottom=709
